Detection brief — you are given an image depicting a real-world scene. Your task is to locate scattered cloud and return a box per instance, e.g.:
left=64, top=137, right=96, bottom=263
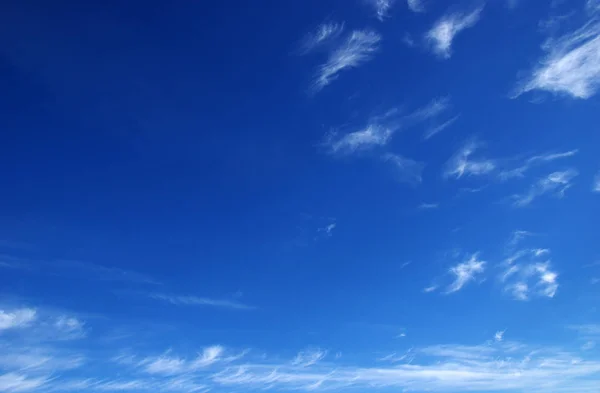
left=291, top=348, right=327, bottom=367
left=0, top=308, right=36, bottom=331
left=409, top=96, right=451, bottom=123
left=494, top=330, right=506, bottom=342
left=423, top=285, right=438, bottom=293
left=444, top=139, right=496, bottom=179
left=512, top=169, right=578, bottom=207
left=324, top=124, right=392, bottom=155
left=382, top=153, right=424, bottom=185
left=53, top=316, right=86, bottom=339
left=425, top=7, right=484, bottom=58
left=365, top=0, right=396, bottom=20
left=498, top=149, right=578, bottom=180
left=313, top=30, right=381, bottom=92
left=407, top=0, right=425, bottom=13
left=514, top=9, right=600, bottom=98
left=507, top=230, right=534, bottom=248
left=445, top=253, right=486, bottom=293
left=149, top=294, right=255, bottom=310
left=299, top=22, right=345, bottom=54
left=317, top=222, right=336, bottom=237
left=418, top=202, right=439, bottom=209
left=593, top=171, right=600, bottom=192
left=501, top=242, right=560, bottom=301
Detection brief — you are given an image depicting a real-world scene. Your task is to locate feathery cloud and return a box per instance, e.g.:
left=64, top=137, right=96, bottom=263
left=291, top=348, right=327, bottom=367
left=325, top=125, right=392, bottom=155
left=365, top=0, right=396, bottom=20
left=407, top=0, right=425, bottom=13
left=444, top=139, right=496, bottom=179
left=445, top=253, right=486, bottom=293
left=313, top=30, right=381, bottom=92
left=426, top=7, right=483, bottom=59
left=501, top=243, right=560, bottom=301
left=0, top=308, right=36, bottom=331
left=514, top=10, right=600, bottom=98
left=149, top=294, right=254, bottom=310
left=512, top=169, right=578, bottom=207
left=299, top=23, right=345, bottom=54
left=498, top=149, right=578, bottom=180
left=382, top=153, right=424, bottom=185
left=418, top=202, right=439, bottom=209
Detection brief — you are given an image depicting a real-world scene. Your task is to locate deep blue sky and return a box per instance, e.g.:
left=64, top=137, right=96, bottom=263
left=1, top=0, right=600, bottom=392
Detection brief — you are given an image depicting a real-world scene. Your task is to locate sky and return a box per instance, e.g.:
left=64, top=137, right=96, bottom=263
left=1, top=0, right=600, bottom=392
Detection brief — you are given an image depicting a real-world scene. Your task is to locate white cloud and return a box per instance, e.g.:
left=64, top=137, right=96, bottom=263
left=149, top=294, right=254, bottom=310
left=407, top=0, right=425, bottom=13
left=507, top=229, right=533, bottom=248
left=134, top=346, right=227, bottom=376
left=514, top=12, right=600, bottom=98
left=318, top=222, right=336, bottom=237
left=423, top=285, right=438, bottom=293
left=0, top=308, right=36, bottom=331
left=54, top=316, right=85, bottom=338
left=325, top=125, right=392, bottom=155
left=593, top=171, right=600, bottom=192
left=140, top=354, right=186, bottom=375
left=424, top=115, right=459, bottom=140
left=313, top=30, right=381, bottom=92
left=291, top=348, right=327, bottom=367
left=500, top=246, right=560, bottom=301
left=382, top=153, right=424, bottom=185
left=494, top=330, right=505, bottom=342
left=365, top=0, right=396, bottom=20
left=0, top=373, right=48, bottom=392
left=300, top=23, right=345, bottom=54
left=418, top=202, right=439, bottom=209
left=498, top=149, right=578, bottom=180
left=445, top=253, right=486, bottom=293
left=512, top=169, right=578, bottom=207
left=410, top=97, right=451, bottom=122
left=425, top=7, right=483, bottom=59
left=444, top=140, right=496, bottom=179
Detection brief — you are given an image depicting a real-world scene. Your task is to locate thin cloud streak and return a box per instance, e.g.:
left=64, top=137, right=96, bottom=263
left=512, top=169, right=578, bottom=207
left=424, top=115, right=459, bottom=140
left=149, top=294, right=255, bottom=310
left=312, top=30, right=381, bottom=92
left=426, top=7, right=483, bottom=58
left=498, top=149, right=578, bottom=180
left=382, top=153, right=424, bottom=185
left=593, top=171, right=600, bottom=192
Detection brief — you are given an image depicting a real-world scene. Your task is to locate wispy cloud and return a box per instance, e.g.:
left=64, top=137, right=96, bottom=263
left=135, top=346, right=228, bottom=376
left=149, top=294, right=255, bottom=310
left=418, top=202, right=439, bottom=209
left=365, top=0, right=396, bottom=20
left=514, top=8, right=600, bottom=98
left=424, top=115, right=459, bottom=140
left=382, top=153, right=424, bottom=185
left=0, top=308, right=36, bottom=330
left=291, top=348, right=327, bottom=367
left=501, top=239, right=560, bottom=301
left=407, top=0, right=425, bottom=13
left=425, top=7, right=483, bottom=59
left=444, top=139, right=496, bottom=179
left=512, top=169, right=578, bottom=207
left=299, top=22, right=345, bottom=54
left=324, top=124, right=392, bottom=155
left=409, top=96, right=451, bottom=122
left=445, top=253, right=486, bottom=293
left=313, top=29, right=381, bottom=92
left=498, top=149, right=578, bottom=180
left=593, top=171, right=600, bottom=192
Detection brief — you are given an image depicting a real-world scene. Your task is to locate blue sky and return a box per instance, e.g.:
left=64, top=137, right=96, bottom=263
left=1, top=0, right=600, bottom=392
